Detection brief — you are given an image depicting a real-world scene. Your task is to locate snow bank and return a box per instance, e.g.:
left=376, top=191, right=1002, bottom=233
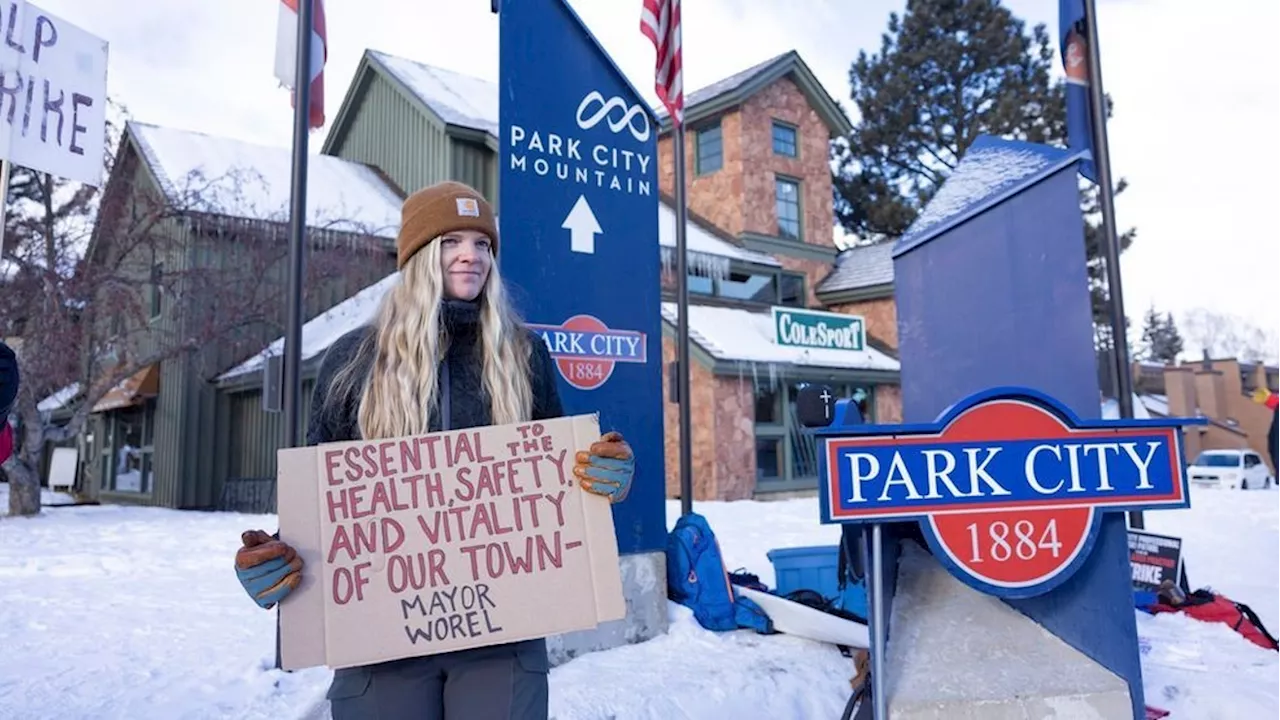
left=0, top=487, right=1273, bottom=719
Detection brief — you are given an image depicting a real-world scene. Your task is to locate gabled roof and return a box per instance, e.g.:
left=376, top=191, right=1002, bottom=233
left=127, top=121, right=404, bottom=238
left=323, top=50, right=502, bottom=155
left=368, top=50, right=499, bottom=137
left=657, top=50, right=852, bottom=137
left=892, top=135, right=1088, bottom=258
left=815, top=241, right=896, bottom=296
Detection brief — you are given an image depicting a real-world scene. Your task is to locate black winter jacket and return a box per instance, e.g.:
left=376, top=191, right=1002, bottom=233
left=0, top=340, right=17, bottom=419
left=305, top=299, right=564, bottom=447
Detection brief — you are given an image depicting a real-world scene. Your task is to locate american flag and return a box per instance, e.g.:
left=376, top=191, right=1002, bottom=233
left=640, top=0, right=683, bottom=126
left=274, top=0, right=328, bottom=130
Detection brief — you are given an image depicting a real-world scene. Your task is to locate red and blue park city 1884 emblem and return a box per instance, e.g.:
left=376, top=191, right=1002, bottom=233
left=527, top=315, right=647, bottom=391
left=816, top=387, right=1199, bottom=598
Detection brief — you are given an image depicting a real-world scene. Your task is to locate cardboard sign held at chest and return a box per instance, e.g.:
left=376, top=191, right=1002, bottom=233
left=277, top=413, right=626, bottom=670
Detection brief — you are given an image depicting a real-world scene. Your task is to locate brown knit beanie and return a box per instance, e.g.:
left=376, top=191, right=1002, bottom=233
left=396, top=181, right=499, bottom=269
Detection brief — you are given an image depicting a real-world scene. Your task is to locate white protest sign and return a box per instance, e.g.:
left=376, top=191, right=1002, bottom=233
left=0, top=0, right=108, bottom=187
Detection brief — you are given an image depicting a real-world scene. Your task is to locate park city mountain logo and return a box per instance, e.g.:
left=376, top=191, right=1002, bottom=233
left=527, top=315, right=647, bottom=391
left=575, top=90, right=650, bottom=143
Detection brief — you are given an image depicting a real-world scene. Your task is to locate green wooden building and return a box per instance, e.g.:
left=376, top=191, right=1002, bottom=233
left=65, top=121, right=402, bottom=509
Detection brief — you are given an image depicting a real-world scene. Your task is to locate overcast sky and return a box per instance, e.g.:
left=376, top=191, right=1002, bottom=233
left=33, top=0, right=1280, bottom=358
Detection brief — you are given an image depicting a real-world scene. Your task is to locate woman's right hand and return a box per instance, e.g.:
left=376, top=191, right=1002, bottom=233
left=235, top=529, right=304, bottom=609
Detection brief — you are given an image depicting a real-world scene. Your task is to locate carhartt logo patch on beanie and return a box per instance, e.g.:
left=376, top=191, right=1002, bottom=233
left=396, top=181, right=499, bottom=269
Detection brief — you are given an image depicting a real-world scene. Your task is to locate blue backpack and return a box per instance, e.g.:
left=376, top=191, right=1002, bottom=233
left=666, top=512, right=773, bottom=634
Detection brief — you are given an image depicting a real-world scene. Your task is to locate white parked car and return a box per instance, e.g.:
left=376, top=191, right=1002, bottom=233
left=1187, top=449, right=1274, bottom=490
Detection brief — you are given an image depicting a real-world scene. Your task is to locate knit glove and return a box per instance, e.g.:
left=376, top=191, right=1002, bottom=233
left=235, top=529, right=303, bottom=609
left=573, top=431, right=635, bottom=503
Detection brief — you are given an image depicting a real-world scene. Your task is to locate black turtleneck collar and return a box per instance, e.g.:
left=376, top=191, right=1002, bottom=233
left=441, top=298, right=481, bottom=341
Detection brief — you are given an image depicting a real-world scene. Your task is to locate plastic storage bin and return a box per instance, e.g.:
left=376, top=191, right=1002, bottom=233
left=767, top=544, right=868, bottom=619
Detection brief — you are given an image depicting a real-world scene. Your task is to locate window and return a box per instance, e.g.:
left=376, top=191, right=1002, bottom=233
left=775, top=176, right=801, bottom=240
left=779, top=274, right=805, bottom=306
left=754, top=382, right=875, bottom=493
left=771, top=121, right=797, bottom=157
left=108, top=401, right=155, bottom=494
left=682, top=267, right=806, bottom=308
left=756, top=438, right=783, bottom=482
left=149, top=262, right=163, bottom=318
left=695, top=122, right=722, bottom=175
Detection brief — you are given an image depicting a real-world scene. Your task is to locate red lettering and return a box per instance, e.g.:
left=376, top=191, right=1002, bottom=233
left=421, top=435, right=443, bottom=468
left=379, top=441, right=396, bottom=477
left=324, top=450, right=344, bottom=485
left=343, top=447, right=363, bottom=482
left=349, top=483, right=371, bottom=519
left=333, top=567, right=354, bottom=604
left=360, top=444, right=379, bottom=479
left=326, top=488, right=349, bottom=523
left=328, top=524, right=355, bottom=563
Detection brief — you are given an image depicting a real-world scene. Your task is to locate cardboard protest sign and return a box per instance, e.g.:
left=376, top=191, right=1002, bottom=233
left=277, top=413, right=626, bottom=671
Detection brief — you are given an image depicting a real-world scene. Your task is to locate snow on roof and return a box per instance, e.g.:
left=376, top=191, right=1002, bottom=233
left=1141, top=393, right=1169, bottom=416
left=218, top=272, right=399, bottom=381
left=660, top=302, right=899, bottom=373
left=895, top=135, right=1078, bottom=254
left=1100, top=393, right=1153, bottom=420
left=222, top=281, right=897, bottom=383
left=369, top=51, right=500, bottom=137
left=659, top=201, right=779, bottom=276
left=37, top=383, right=81, bottom=413
left=129, top=122, right=404, bottom=238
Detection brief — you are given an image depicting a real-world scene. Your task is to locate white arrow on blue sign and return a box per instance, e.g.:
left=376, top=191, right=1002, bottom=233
left=563, top=195, right=602, bottom=254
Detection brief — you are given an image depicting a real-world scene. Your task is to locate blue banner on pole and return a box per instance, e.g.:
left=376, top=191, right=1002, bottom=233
left=498, top=0, right=665, bottom=555
left=1059, top=0, right=1097, bottom=183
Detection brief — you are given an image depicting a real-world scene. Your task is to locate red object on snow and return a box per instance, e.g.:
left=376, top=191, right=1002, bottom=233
left=1151, top=590, right=1280, bottom=651
left=0, top=423, right=12, bottom=464
left=1145, top=706, right=1171, bottom=719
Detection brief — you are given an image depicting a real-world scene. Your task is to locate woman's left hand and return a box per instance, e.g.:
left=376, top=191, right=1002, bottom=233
left=574, top=431, right=635, bottom=503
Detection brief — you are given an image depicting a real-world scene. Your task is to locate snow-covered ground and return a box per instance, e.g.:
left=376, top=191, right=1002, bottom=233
left=0, top=483, right=1275, bottom=719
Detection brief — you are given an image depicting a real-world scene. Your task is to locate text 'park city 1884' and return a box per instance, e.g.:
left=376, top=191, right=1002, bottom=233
left=507, top=91, right=655, bottom=198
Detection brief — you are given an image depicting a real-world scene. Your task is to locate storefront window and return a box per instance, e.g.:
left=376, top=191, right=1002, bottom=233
left=756, top=437, right=783, bottom=481
left=754, top=385, right=780, bottom=424
left=753, top=381, right=878, bottom=493
left=105, top=400, right=156, bottom=494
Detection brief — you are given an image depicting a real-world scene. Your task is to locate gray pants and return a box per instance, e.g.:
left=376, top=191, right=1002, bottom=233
left=327, top=639, right=549, bottom=720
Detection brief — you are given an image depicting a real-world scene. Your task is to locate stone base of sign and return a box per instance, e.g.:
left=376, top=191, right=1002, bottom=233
left=545, top=550, right=668, bottom=665
left=886, top=542, right=1133, bottom=720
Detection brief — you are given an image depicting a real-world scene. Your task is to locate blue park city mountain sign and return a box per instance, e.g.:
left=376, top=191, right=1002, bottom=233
left=498, top=0, right=665, bottom=554
left=813, top=387, right=1203, bottom=599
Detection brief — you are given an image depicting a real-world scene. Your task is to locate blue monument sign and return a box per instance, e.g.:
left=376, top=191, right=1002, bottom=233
left=498, top=0, right=665, bottom=555
left=816, top=386, right=1199, bottom=599
left=880, top=134, right=1186, bottom=717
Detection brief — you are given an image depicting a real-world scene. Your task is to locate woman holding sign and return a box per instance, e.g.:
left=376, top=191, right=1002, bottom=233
left=233, top=181, right=636, bottom=720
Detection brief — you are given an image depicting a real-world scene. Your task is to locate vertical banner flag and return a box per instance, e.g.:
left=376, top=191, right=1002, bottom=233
left=274, top=0, right=328, bottom=129
left=640, top=0, right=683, bottom=124
left=1059, top=0, right=1096, bottom=183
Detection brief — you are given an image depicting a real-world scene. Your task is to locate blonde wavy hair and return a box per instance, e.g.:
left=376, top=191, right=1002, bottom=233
left=329, top=237, right=533, bottom=440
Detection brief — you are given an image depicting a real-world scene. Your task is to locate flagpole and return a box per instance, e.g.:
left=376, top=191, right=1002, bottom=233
left=673, top=120, right=693, bottom=517
left=1081, top=0, right=1141, bottom=529
left=277, top=0, right=314, bottom=670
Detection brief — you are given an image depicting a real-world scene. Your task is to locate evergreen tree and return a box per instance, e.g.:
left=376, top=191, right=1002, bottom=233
left=1137, top=305, right=1184, bottom=364
left=832, top=0, right=1136, bottom=327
